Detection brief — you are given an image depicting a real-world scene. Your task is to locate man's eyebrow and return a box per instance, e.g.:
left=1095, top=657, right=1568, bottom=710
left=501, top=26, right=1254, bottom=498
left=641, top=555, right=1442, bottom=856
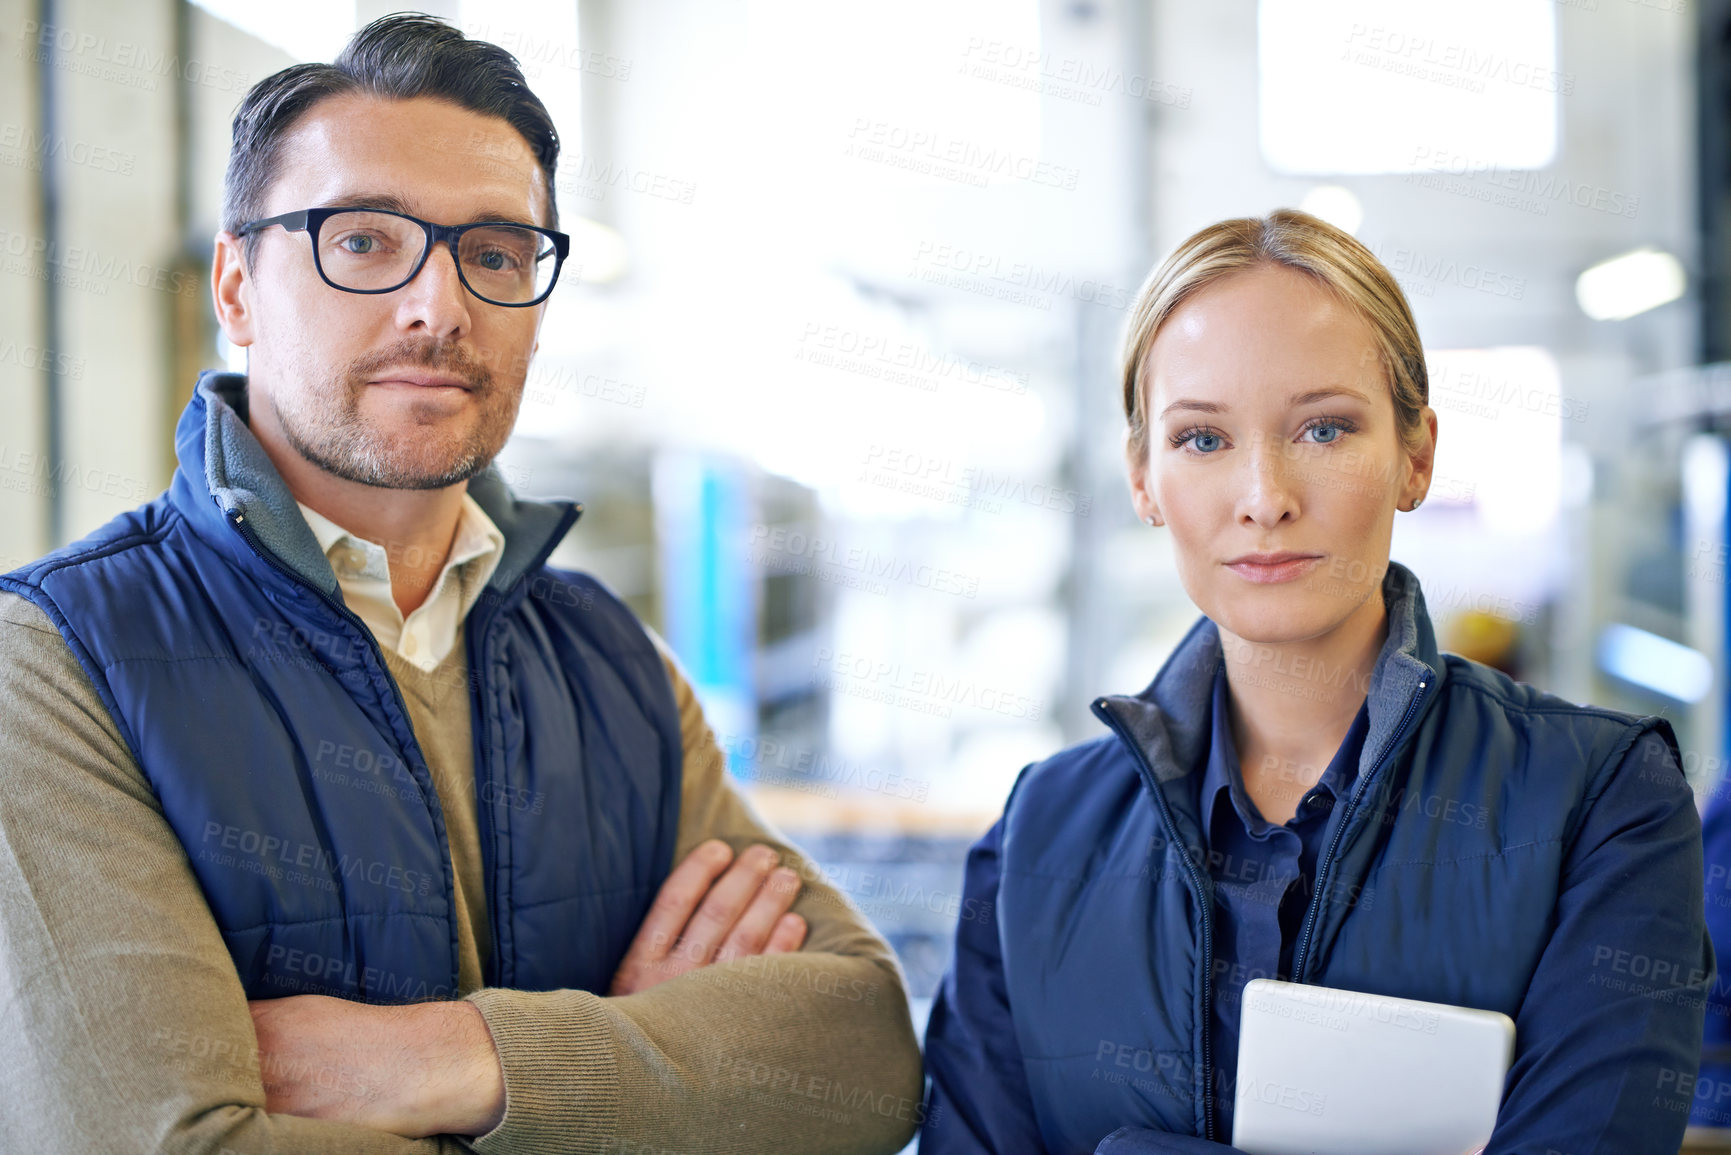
left=1156, top=387, right=1372, bottom=420
left=320, top=194, right=541, bottom=228
left=322, top=192, right=418, bottom=216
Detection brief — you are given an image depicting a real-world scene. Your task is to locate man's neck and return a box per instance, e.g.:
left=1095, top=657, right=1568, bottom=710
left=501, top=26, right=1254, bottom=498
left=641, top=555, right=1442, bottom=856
left=247, top=392, right=467, bottom=619
left=295, top=472, right=466, bottom=619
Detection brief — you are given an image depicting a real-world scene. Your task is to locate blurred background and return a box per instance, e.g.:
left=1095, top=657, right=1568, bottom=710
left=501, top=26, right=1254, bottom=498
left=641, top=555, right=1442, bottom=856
left=3, top=0, right=1730, bottom=1141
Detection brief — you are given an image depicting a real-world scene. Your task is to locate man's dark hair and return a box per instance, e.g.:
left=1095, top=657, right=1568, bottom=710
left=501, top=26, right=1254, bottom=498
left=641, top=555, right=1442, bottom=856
left=222, top=12, right=560, bottom=268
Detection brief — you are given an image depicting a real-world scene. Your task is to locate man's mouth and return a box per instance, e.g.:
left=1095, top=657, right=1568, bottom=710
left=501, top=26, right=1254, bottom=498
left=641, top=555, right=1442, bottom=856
left=369, top=372, right=472, bottom=390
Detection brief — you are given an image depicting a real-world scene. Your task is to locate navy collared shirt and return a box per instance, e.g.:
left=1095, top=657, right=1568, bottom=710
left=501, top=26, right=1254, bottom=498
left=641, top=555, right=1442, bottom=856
left=1199, top=661, right=1371, bottom=1140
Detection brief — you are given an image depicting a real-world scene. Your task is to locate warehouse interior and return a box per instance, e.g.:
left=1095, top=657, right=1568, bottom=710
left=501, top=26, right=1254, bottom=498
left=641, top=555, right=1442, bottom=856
left=3, top=0, right=1728, bottom=1145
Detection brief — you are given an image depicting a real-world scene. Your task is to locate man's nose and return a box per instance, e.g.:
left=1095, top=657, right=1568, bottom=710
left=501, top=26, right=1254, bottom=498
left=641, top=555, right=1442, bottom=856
left=394, top=241, right=473, bottom=339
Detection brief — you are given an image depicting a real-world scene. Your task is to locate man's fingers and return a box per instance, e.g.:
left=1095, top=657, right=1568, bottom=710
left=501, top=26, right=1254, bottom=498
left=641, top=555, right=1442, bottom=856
left=678, top=844, right=782, bottom=966
left=609, top=842, right=803, bottom=996
left=611, top=840, right=733, bottom=989
left=715, top=867, right=802, bottom=962
left=763, top=912, right=808, bottom=955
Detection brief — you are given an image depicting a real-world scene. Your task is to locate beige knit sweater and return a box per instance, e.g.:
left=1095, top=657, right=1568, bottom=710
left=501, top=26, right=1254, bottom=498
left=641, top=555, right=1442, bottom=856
left=0, top=591, right=923, bottom=1154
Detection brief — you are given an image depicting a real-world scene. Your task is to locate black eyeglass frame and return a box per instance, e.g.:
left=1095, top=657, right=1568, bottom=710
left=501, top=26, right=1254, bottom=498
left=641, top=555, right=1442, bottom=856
left=236, top=207, right=572, bottom=307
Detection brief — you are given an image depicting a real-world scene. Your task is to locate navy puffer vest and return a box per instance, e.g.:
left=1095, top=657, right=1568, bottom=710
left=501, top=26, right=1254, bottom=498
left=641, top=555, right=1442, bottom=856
left=996, top=563, right=1688, bottom=1148
left=0, top=372, right=682, bottom=1003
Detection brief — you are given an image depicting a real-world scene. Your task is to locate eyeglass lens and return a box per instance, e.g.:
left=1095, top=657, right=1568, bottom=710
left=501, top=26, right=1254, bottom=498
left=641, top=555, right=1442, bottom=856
left=317, top=210, right=557, bottom=303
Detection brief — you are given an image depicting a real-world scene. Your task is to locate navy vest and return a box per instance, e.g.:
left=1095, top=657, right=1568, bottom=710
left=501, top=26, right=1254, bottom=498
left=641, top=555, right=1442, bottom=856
left=0, top=373, right=682, bottom=1003
left=994, top=563, right=1684, bottom=1149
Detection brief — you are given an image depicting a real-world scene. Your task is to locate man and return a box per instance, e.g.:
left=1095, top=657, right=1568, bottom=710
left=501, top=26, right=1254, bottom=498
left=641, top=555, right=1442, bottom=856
left=0, top=15, right=921, bottom=1153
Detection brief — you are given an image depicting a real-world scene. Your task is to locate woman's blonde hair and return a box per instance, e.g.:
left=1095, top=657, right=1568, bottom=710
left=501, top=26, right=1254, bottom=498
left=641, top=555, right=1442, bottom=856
left=1121, top=208, right=1428, bottom=464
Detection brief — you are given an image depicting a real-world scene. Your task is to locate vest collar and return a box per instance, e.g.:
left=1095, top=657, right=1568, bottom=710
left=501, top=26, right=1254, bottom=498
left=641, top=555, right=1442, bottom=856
left=171, top=370, right=580, bottom=598
left=1093, top=561, right=1445, bottom=814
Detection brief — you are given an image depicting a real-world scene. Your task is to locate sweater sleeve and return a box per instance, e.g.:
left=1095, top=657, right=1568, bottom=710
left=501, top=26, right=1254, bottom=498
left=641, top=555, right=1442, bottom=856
left=0, top=592, right=464, bottom=1155
left=463, top=632, right=924, bottom=1155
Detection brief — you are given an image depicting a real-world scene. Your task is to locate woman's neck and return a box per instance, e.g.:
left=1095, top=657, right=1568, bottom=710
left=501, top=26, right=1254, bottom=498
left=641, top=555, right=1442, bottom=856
left=1217, top=590, right=1389, bottom=821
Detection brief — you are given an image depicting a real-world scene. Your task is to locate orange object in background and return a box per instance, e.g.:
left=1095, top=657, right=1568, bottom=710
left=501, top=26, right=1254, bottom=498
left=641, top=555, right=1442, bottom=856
left=1444, top=609, right=1522, bottom=679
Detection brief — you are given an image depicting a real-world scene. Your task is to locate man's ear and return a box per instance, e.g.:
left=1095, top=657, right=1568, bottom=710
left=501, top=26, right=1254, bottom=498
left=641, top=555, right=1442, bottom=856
left=211, top=230, right=256, bottom=349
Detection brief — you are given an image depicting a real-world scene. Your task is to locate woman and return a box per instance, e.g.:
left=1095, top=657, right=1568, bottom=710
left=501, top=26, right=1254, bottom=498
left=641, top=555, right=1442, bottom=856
left=919, top=210, right=1711, bottom=1153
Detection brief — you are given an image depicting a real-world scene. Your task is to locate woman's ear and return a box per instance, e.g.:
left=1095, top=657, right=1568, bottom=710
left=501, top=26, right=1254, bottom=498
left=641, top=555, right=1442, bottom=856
left=1401, top=406, right=1439, bottom=510
left=1127, top=452, right=1164, bottom=527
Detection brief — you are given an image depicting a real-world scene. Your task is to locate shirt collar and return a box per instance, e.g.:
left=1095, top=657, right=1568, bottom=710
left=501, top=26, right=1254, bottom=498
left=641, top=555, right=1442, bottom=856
left=1199, top=658, right=1371, bottom=839
left=296, top=494, right=506, bottom=601
left=182, top=372, right=580, bottom=600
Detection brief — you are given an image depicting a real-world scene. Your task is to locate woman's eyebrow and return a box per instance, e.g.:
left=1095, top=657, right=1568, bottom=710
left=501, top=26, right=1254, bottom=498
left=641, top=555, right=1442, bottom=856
left=1158, top=387, right=1371, bottom=419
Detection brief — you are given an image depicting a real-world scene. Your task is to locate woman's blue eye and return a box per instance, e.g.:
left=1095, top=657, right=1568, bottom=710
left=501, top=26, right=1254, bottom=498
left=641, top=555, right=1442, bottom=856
left=1304, top=419, right=1354, bottom=444
left=1169, top=427, right=1226, bottom=453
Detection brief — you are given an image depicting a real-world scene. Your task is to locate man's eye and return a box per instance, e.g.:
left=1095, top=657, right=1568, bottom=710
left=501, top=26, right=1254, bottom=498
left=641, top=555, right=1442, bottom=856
left=475, top=250, right=513, bottom=272
left=339, top=235, right=377, bottom=254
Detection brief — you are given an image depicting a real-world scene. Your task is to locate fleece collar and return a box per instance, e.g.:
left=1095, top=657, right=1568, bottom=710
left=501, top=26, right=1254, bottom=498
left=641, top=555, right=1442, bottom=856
left=1092, top=561, right=1445, bottom=809
left=173, top=370, right=579, bottom=598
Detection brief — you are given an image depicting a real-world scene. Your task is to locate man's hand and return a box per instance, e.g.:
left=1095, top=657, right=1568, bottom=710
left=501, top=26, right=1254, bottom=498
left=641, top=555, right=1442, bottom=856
left=248, top=994, right=505, bottom=1138
left=610, top=839, right=808, bottom=996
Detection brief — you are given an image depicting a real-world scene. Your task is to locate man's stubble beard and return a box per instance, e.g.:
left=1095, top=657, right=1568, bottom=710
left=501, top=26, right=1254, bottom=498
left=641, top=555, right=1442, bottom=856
left=276, top=338, right=519, bottom=491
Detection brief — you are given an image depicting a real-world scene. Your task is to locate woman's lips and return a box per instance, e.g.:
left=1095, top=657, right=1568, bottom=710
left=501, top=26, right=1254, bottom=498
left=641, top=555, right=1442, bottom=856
left=1225, top=555, right=1323, bottom=584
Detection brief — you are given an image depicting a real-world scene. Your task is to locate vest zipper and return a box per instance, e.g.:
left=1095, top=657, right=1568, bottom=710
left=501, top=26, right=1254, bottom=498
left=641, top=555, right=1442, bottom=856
left=1289, top=678, right=1430, bottom=983
left=1092, top=698, right=1218, bottom=1143
left=225, top=507, right=463, bottom=997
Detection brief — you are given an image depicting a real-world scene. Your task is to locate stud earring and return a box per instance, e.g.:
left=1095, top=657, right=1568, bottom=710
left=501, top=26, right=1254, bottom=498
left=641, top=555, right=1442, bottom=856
left=1409, top=496, right=1423, bottom=511
left=1144, top=516, right=1157, bottom=526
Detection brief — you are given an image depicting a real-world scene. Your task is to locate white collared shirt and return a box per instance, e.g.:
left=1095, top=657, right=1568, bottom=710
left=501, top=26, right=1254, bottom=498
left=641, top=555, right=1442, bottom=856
left=296, top=495, right=505, bottom=671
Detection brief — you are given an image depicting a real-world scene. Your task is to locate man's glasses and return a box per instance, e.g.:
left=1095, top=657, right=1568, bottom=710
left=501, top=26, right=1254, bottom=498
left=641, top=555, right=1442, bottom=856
left=237, top=207, right=571, bottom=307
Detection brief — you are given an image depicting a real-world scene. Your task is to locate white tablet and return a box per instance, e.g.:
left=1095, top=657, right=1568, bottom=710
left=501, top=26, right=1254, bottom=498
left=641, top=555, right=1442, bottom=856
left=1232, top=979, right=1515, bottom=1155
